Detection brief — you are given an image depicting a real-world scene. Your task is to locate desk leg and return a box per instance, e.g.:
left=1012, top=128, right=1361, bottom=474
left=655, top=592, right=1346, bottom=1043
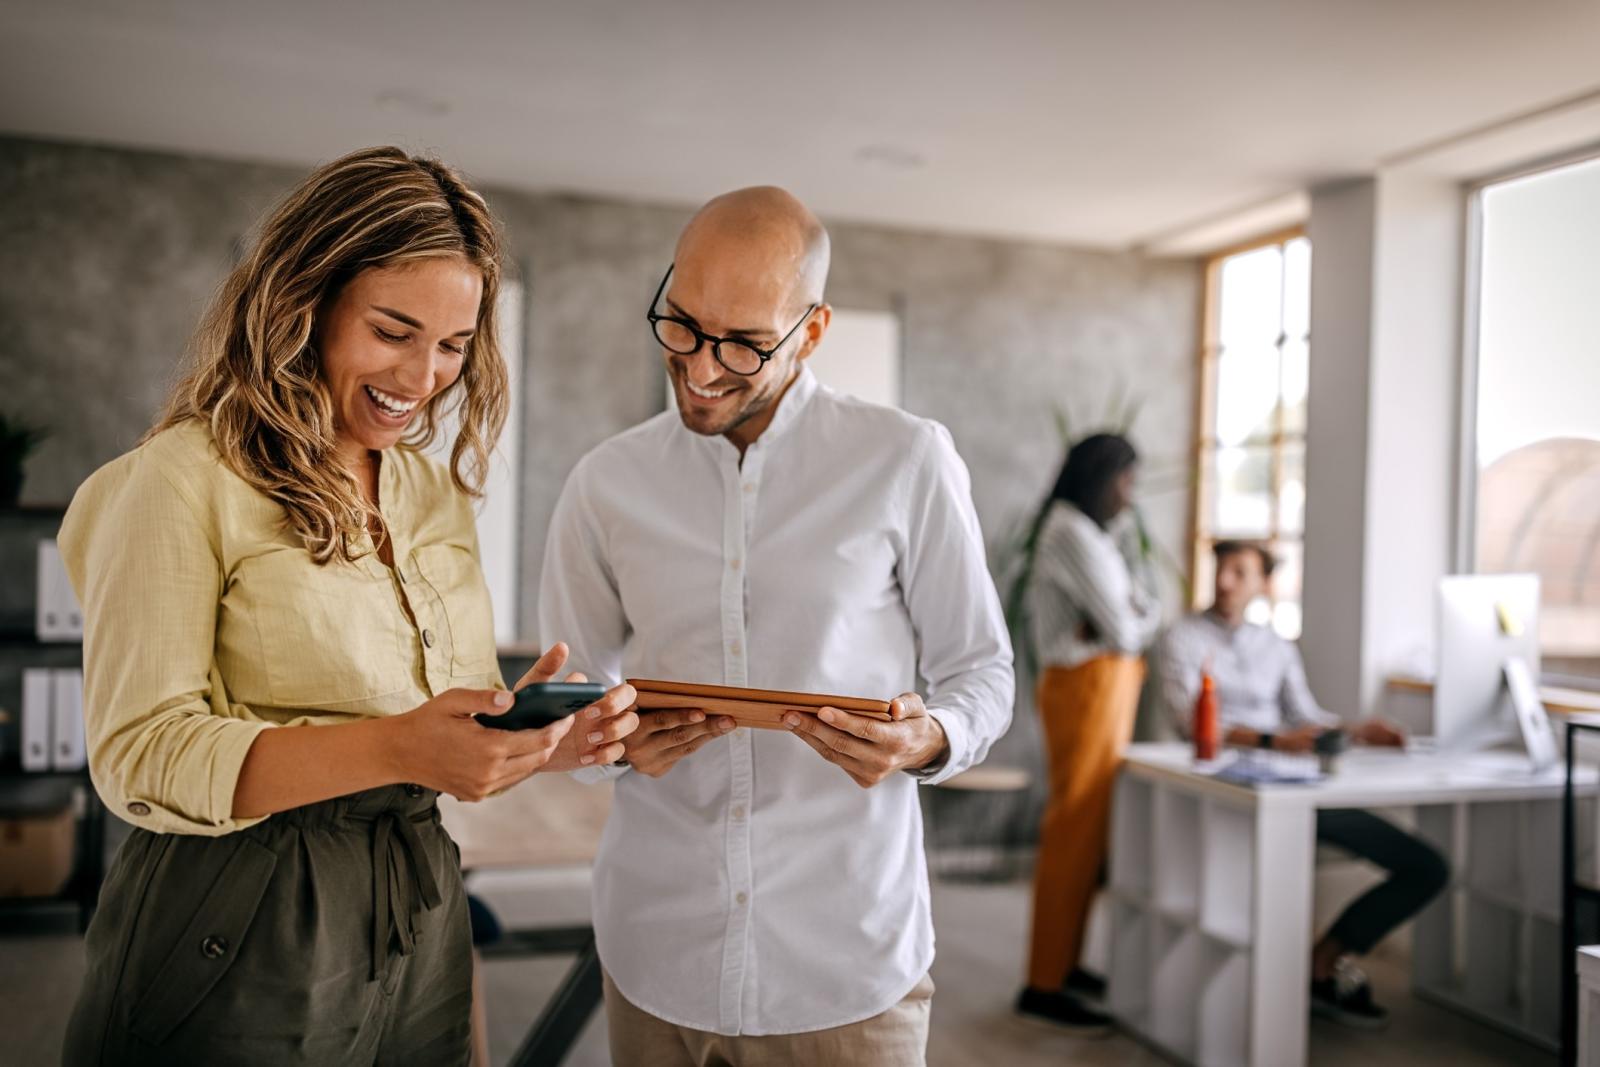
left=507, top=935, right=603, bottom=1067
left=1250, top=802, right=1315, bottom=1067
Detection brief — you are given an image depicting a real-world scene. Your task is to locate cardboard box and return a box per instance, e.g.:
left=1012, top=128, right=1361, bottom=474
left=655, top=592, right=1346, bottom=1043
left=0, top=807, right=75, bottom=898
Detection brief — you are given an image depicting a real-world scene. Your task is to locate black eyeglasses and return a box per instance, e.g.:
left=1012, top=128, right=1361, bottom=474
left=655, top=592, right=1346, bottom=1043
left=646, top=264, right=819, bottom=376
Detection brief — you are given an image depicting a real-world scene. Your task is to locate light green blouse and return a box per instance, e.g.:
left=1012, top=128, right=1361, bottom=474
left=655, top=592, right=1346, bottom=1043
left=59, top=420, right=502, bottom=836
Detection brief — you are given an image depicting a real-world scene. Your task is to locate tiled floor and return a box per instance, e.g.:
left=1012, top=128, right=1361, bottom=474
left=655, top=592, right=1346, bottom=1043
left=3, top=871, right=1548, bottom=1066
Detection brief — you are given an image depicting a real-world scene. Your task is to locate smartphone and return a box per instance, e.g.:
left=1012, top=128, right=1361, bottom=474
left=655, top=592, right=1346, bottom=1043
left=475, top=682, right=607, bottom=731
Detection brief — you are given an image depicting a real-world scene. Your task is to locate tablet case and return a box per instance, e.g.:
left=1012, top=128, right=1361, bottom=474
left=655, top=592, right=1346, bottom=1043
left=627, top=679, right=893, bottom=731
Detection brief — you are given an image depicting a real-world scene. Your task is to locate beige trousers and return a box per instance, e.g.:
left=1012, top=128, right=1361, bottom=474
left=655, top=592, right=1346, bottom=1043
left=602, top=971, right=934, bottom=1066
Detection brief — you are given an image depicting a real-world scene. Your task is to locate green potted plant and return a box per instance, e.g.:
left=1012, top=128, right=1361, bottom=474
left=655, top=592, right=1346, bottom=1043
left=0, top=411, right=48, bottom=506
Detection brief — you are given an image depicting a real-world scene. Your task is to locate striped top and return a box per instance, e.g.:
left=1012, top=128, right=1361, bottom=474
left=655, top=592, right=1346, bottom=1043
left=1025, top=500, right=1162, bottom=670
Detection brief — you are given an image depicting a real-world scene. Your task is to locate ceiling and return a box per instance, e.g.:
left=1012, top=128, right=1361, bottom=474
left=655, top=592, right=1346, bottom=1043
left=3, top=0, right=1600, bottom=250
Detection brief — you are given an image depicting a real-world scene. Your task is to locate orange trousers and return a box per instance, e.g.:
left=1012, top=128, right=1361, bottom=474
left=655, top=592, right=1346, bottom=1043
left=1026, top=655, right=1146, bottom=991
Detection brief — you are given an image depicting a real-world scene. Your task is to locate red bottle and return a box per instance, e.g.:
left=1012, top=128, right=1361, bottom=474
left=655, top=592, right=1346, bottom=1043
left=1194, top=672, right=1219, bottom=761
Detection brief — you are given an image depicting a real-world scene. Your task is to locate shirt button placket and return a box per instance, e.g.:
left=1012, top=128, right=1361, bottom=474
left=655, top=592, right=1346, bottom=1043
left=718, top=451, right=757, bottom=1032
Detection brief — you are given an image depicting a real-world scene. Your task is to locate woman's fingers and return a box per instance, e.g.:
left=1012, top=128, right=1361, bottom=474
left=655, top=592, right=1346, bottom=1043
left=438, top=687, right=515, bottom=719
left=497, top=714, right=574, bottom=757
left=513, top=642, right=571, bottom=689
left=580, top=741, right=629, bottom=768
left=581, top=710, right=640, bottom=748
left=580, top=683, right=638, bottom=723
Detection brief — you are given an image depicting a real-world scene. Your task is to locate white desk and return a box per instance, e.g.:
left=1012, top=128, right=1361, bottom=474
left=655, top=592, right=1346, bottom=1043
left=1105, top=743, right=1600, bottom=1067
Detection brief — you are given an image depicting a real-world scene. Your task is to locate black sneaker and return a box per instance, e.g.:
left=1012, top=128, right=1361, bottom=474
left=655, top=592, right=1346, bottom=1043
left=1066, top=967, right=1107, bottom=1000
left=1310, top=961, right=1390, bottom=1030
left=1015, top=987, right=1114, bottom=1036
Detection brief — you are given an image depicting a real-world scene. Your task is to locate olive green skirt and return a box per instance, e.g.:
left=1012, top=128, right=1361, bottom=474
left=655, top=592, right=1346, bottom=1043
left=63, top=783, right=472, bottom=1066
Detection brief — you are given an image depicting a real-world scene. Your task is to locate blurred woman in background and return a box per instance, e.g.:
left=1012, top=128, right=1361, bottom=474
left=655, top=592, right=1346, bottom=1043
left=1016, top=433, right=1162, bottom=1034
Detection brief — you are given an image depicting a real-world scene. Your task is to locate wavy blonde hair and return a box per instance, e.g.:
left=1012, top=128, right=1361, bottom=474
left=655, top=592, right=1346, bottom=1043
left=151, top=146, right=510, bottom=564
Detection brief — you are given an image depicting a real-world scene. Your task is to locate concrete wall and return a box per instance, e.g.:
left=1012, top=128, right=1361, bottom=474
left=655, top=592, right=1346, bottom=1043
left=0, top=135, right=1201, bottom=810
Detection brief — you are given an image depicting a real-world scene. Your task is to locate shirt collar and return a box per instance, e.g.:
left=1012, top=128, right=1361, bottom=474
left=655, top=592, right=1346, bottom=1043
left=760, top=364, right=820, bottom=445
left=689, top=364, right=821, bottom=457
left=1203, top=607, right=1248, bottom=635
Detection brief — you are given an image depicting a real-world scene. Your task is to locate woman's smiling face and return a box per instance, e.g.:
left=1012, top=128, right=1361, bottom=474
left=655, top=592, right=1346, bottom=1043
left=317, top=256, right=483, bottom=463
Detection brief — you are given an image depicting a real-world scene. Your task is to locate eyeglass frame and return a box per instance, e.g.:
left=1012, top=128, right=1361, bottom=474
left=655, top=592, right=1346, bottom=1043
left=646, top=264, right=820, bottom=377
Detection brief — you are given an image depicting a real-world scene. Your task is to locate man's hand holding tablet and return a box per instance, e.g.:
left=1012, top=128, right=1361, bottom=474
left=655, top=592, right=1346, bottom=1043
left=783, top=693, right=949, bottom=788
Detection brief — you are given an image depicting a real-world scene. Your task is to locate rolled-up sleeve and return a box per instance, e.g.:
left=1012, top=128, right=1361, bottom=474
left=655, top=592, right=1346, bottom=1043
left=59, top=453, right=272, bottom=835
left=898, top=424, right=1015, bottom=785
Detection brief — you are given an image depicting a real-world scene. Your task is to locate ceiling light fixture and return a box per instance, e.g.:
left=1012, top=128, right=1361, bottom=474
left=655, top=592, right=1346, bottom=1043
left=855, top=144, right=927, bottom=171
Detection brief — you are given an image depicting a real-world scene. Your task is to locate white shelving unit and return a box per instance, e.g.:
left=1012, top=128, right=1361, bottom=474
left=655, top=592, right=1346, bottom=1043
left=1411, top=796, right=1595, bottom=1049
left=1107, top=744, right=1599, bottom=1067
left=1109, top=774, right=1263, bottom=1067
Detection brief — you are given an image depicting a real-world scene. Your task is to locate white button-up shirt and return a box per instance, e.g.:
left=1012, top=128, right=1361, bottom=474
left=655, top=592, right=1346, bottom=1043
left=539, top=367, right=1014, bottom=1035
left=1156, top=610, right=1342, bottom=736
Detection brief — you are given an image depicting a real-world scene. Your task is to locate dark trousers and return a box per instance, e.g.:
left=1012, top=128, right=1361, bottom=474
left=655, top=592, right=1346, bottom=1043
left=1316, top=809, right=1450, bottom=955
left=63, top=784, right=472, bottom=1066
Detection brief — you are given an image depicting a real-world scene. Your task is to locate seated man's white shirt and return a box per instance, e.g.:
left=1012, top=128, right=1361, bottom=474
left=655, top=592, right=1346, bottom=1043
left=539, top=368, right=1014, bottom=1035
left=1157, top=609, right=1340, bottom=736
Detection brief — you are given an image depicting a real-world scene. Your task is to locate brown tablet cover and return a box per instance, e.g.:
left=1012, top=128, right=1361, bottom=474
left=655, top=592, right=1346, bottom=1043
left=627, top=679, right=893, bottom=731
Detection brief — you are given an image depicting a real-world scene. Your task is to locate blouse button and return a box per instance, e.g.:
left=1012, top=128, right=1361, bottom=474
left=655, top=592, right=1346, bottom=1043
left=405, top=783, right=425, bottom=799
left=422, top=629, right=436, bottom=649
left=200, top=935, right=229, bottom=960
left=127, top=802, right=151, bottom=818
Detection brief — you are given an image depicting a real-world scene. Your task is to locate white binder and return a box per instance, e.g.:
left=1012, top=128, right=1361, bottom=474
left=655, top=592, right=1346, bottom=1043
left=52, top=669, right=86, bottom=771
left=21, top=668, right=52, bottom=771
left=36, top=539, right=84, bottom=641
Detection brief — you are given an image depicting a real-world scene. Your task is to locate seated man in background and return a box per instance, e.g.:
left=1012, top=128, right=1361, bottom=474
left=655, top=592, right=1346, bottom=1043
left=1156, top=540, right=1449, bottom=1030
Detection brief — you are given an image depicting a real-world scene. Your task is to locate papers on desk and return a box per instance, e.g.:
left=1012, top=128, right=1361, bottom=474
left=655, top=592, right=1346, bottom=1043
left=1205, top=750, right=1325, bottom=786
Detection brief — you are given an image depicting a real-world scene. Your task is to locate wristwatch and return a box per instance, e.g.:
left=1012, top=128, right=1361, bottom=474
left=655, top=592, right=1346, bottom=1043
left=1256, top=731, right=1277, bottom=750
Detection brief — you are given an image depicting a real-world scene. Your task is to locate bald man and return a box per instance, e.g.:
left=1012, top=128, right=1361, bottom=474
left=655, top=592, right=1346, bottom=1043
left=539, top=187, right=1014, bottom=1065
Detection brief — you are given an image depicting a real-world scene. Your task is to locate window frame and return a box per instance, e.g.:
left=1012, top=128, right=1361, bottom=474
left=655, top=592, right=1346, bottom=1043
left=1458, top=141, right=1600, bottom=688
left=1189, top=226, right=1310, bottom=636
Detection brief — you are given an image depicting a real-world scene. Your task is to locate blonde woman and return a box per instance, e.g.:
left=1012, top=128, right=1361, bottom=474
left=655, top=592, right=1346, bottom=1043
left=59, top=147, right=638, bottom=1066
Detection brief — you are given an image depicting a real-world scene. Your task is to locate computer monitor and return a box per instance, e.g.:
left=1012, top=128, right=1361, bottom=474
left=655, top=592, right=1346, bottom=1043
left=1434, top=574, right=1541, bottom=750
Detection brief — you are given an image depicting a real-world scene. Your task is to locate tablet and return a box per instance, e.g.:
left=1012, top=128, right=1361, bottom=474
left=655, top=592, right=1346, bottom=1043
left=627, top=679, right=893, bottom=731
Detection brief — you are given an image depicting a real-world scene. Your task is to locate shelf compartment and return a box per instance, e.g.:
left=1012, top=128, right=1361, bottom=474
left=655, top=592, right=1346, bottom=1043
left=1148, top=919, right=1203, bottom=1060
left=1196, top=941, right=1250, bottom=1067
left=1106, top=896, right=1151, bottom=1027
left=1465, top=801, right=1521, bottom=903
left=1524, top=915, right=1560, bottom=1041
left=1412, top=883, right=1458, bottom=990
left=1152, top=787, right=1201, bottom=921
left=1198, top=798, right=1254, bottom=948
left=1109, top=775, right=1154, bottom=900
left=1464, top=895, right=1521, bottom=1017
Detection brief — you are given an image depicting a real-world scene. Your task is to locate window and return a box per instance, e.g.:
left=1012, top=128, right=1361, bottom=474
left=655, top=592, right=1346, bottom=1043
left=1192, top=231, right=1311, bottom=639
left=1470, top=153, right=1600, bottom=684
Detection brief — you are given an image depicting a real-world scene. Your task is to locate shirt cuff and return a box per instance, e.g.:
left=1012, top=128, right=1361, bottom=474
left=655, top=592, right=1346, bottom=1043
left=103, top=718, right=275, bottom=836
left=906, top=707, right=969, bottom=786
left=571, top=761, right=631, bottom=785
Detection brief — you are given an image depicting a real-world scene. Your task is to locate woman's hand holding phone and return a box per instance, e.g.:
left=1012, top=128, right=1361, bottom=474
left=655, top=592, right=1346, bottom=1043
left=509, top=642, right=639, bottom=772
left=387, top=686, right=572, bottom=802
